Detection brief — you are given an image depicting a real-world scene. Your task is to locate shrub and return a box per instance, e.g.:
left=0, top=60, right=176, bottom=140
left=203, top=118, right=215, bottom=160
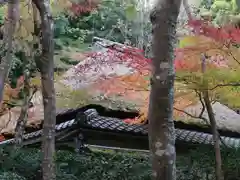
left=0, top=145, right=240, bottom=180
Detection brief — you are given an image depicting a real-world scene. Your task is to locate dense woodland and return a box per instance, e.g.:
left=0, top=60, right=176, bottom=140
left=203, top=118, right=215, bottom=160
left=0, top=0, right=239, bottom=179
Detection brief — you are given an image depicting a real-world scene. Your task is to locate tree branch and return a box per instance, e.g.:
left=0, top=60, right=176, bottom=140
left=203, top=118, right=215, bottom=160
left=182, top=0, right=192, bottom=20
left=174, top=103, right=227, bottom=147
left=209, top=82, right=240, bottom=90
left=225, top=46, right=240, bottom=65
left=174, top=107, right=207, bottom=121
left=194, top=90, right=205, bottom=117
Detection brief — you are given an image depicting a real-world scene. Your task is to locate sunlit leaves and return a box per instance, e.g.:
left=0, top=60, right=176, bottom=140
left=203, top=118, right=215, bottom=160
left=178, top=36, right=200, bottom=48
left=124, top=3, right=137, bottom=20
left=0, top=0, right=74, bottom=42
left=51, top=0, right=72, bottom=16
left=176, top=33, right=240, bottom=109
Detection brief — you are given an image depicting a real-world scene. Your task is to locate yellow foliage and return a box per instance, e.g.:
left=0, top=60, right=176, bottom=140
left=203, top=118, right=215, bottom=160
left=0, top=77, right=24, bottom=115
left=178, top=35, right=240, bottom=68
left=55, top=83, right=91, bottom=109
left=216, top=86, right=240, bottom=108
left=51, top=0, right=72, bottom=16
left=177, top=35, right=240, bottom=109
left=2, top=2, right=39, bottom=41
left=0, top=0, right=72, bottom=41
left=30, top=72, right=65, bottom=89
left=30, top=76, right=41, bottom=88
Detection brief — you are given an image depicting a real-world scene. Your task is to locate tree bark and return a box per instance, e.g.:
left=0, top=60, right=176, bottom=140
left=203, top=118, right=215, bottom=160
left=14, top=66, right=30, bottom=147
left=148, top=0, right=181, bottom=180
left=0, top=0, right=19, bottom=102
left=203, top=91, right=223, bottom=180
left=14, top=55, right=37, bottom=147
left=32, top=0, right=56, bottom=180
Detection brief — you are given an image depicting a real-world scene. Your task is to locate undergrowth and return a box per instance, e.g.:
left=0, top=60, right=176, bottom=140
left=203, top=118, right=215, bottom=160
left=0, top=146, right=240, bottom=180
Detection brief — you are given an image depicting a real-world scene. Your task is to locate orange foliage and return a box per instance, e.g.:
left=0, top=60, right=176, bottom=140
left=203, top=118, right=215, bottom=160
left=0, top=76, right=25, bottom=115
left=94, top=72, right=149, bottom=97
left=89, top=7, right=240, bottom=125
left=93, top=72, right=198, bottom=124
left=175, top=36, right=231, bottom=72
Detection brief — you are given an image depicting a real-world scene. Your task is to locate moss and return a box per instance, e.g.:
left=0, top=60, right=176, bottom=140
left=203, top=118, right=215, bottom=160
left=55, top=84, right=92, bottom=109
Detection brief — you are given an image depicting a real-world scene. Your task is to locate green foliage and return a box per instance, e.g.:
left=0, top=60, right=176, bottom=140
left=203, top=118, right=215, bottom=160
left=0, top=8, right=4, bottom=25
left=54, top=15, right=70, bottom=38
left=0, top=146, right=240, bottom=180
left=6, top=0, right=152, bottom=83
left=0, top=172, right=27, bottom=180
left=54, top=14, right=91, bottom=49
left=54, top=0, right=151, bottom=47
left=200, top=0, right=240, bottom=25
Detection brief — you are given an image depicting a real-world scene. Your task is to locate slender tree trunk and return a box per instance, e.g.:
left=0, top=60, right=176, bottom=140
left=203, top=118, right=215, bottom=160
left=14, top=68, right=30, bottom=147
left=14, top=54, right=37, bottom=147
left=0, top=0, right=19, bottom=102
left=203, top=91, right=223, bottom=180
left=148, top=0, right=181, bottom=179
left=201, top=54, right=223, bottom=180
left=32, top=0, right=56, bottom=179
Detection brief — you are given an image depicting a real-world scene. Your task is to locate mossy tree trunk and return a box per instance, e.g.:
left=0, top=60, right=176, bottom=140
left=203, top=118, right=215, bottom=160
left=148, top=0, right=181, bottom=179
left=32, top=0, right=56, bottom=179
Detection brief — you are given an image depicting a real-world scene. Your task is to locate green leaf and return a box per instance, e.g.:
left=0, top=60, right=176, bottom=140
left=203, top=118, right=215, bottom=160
left=125, top=4, right=137, bottom=20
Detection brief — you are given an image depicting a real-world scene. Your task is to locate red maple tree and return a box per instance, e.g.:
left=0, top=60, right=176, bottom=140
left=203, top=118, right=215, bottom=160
left=70, top=0, right=99, bottom=16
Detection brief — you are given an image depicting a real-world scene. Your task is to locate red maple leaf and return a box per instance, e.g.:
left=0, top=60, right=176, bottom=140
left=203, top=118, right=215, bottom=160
left=188, top=19, right=240, bottom=44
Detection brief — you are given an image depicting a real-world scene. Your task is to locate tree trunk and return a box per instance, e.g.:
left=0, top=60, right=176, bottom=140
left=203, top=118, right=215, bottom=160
left=14, top=66, right=30, bottom=147
left=0, top=0, right=19, bottom=102
left=14, top=54, right=37, bottom=147
left=148, top=0, right=181, bottom=180
left=32, top=0, right=56, bottom=180
left=203, top=91, right=223, bottom=180
left=201, top=54, right=223, bottom=180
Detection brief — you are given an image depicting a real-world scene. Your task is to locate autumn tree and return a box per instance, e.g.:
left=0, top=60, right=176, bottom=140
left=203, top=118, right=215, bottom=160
left=174, top=1, right=240, bottom=179
left=148, top=0, right=182, bottom=179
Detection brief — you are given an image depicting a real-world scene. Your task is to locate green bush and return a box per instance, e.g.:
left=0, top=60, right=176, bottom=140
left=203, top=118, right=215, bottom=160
left=54, top=0, right=151, bottom=48
left=200, top=0, right=240, bottom=26
left=0, top=172, right=26, bottom=180
left=0, top=146, right=240, bottom=180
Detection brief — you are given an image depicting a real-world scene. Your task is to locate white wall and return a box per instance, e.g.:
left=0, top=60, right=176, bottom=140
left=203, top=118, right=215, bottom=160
left=146, top=0, right=202, bottom=17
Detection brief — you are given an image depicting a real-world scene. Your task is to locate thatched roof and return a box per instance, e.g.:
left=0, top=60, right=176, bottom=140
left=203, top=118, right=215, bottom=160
left=60, top=37, right=240, bottom=133
left=1, top=37, right=239, bottom=136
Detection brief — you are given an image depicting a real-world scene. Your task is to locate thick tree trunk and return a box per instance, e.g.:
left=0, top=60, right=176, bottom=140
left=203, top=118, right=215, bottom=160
left=0, top=0, right=19, bottom=102
left=32, top=0, right=56, bottom=180
left=148, top=0, right=181, bottom=180
left=203, top=91, right=223, bottom=180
